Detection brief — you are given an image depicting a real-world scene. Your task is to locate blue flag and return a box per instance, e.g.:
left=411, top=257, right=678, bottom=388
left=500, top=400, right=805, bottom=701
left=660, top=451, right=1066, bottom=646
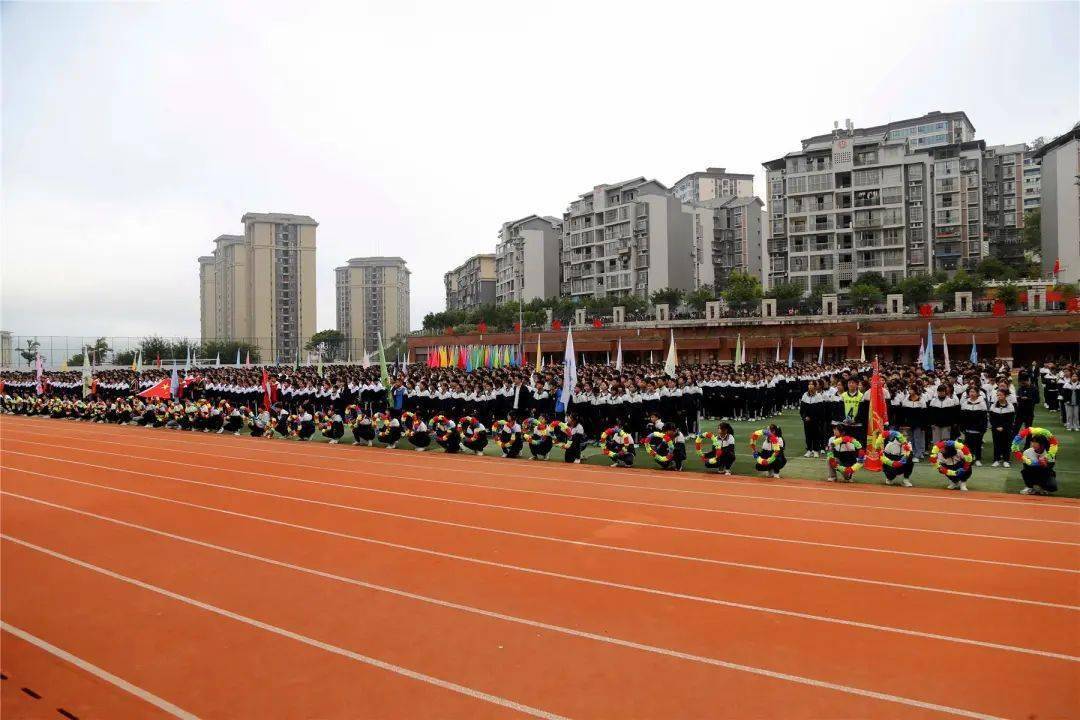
left=969, top=334, right=977, bottom=363
left=923, top=322, right=935, bottom=370
left=787, top=337, right=793, bottom=368
left=169, top=366, right=179, bottom=398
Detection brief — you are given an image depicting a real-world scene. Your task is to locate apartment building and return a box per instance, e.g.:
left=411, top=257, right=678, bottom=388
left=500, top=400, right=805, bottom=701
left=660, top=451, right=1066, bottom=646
left=560, top=177, right=695, bottom=300
left=444, top=254, right=496, bottom=311
left=984, top=143, right=1039, bottom=263
left=335, top=256, right=410, bottom=358
left=494, top=215, right=562, bottom=305
left=764, top=111, right=985, bottom=293
left=671, top=167, right=754, bottom=204
left=1035, top=124, right=1080, bottom=284
left=691, top=195, right=766, bottom=288
left=197, top=215, right=317, bottom=362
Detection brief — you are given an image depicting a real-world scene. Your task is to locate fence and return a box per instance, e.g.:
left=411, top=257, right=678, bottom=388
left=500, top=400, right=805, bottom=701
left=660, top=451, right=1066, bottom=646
left=0, top=336, right=405, bottom=370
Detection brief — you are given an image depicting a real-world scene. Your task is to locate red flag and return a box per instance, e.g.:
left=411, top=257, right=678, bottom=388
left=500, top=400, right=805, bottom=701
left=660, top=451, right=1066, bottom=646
left=918, top=303, right=933, bottom=317
left=156, top=354, right=161, bottom=367
left=992, top=300, right=1006, bottom=316
left=864, top=358, right=888, bottom=472
left=1054, top=258, right=1061, bottom=275
left=552, top=319, right=562, bottom=330
left=592, top=318, right=603, bottom=328
left=477, top=321, right=487, bottom=334
left=513, top=322, right=521, bottom=332
left=446, top=327, right=455, bottom=335
left=138, top=378, right=172, bottom=399
left=261, top=368, right=274, bottom=410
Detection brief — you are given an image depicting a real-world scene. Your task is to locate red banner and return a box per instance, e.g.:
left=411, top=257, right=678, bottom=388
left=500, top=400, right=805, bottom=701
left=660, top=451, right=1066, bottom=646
left=864, top=359, right=888, bottom=472
left=992, top=300, right=1006, bottom=316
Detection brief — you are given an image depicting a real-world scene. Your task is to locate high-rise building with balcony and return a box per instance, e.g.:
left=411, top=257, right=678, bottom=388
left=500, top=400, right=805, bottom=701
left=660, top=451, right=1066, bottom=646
left=560, top=178, right=696, bottom=300
left=1034, top=124, right=1080, bottom=284
left=671, top=167, right=755, bottom=204
left=494, top=215, right=562, bottom=305
left=335, top=257, right=410, bottom=359
left=690, top=195, right=766, bottom=289
left=763, top=111, right=985, bottom=293
left=983, top=143, right=1040, bottom=263
left=197, top=215, right=317, bottom=362
left=444, top=254, right=496, bottom=311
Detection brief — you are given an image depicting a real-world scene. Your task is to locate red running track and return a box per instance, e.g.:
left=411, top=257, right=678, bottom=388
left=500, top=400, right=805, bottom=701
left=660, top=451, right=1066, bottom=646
left=1, top=415, right=1077, bottom=719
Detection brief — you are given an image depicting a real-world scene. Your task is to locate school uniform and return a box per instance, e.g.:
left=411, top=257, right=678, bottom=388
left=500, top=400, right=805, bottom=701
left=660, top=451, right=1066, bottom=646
left=988, top=399, right=1015, bottom=464
left=958, top=397, right=988, bottom=463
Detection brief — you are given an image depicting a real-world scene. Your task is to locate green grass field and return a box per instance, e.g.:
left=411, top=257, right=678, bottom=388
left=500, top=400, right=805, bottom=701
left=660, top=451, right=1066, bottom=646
left=300, top=405, right=1079, bottom=498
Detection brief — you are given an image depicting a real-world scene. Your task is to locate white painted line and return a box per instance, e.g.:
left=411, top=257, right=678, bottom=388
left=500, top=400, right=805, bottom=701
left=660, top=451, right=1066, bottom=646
left=5, top=446, right=1077, bottom=548
left=4, top=463, right=1072, bottom=611
left=1, top=536, right=567, bottom=720
left=4, top=485, right=1076, bottom=663
left=7, top=424, right=1076, bottom=525
left=3, top=451, right=1074, bottom=574
left=0, top=621, right=199, bottom=720
left=0, top=531, right=1014, bottom=720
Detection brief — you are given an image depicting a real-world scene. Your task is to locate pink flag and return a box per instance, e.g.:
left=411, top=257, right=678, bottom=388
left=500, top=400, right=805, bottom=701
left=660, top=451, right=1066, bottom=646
left=35, top=353, right=44, bottom=395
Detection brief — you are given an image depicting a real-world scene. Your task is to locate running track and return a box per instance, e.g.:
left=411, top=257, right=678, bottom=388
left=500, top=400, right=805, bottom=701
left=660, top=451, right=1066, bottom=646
left=1, top=414, right=1077, bottom=719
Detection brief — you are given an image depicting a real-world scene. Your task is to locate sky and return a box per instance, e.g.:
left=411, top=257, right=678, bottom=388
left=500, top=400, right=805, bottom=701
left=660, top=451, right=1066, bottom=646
left=2, top=0, right=1078, bottom=341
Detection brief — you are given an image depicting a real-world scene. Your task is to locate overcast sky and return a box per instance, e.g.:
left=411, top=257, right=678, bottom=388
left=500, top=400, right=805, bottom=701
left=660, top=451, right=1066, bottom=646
left=2, top=0, right=1077, bottom=340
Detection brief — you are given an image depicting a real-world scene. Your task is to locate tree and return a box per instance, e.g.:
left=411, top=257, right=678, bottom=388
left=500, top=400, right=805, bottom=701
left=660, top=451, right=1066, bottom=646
left=721, top=272, right=763, bottom=311
left=649, top=287, right=685, bottom=308
left=619, top=294, right=648, bottom=315
left=305, top=329, right=346, bottom=360
left=994, top=281, right=1021, bottom=310
left=766, top=282, right=804, bottom=312
left=84, top=337, right=111, bottom=364
left=685, top=285, right=716, bottom=312
left=848, top=282, right=884, bottom=311
left=584, top=296, right=615, bottom=315
left=853, top=272, right=891, bottom=293
left=114, top=350, right=137, bottom=366
left=200, top=339, right=261, bottom=364
left=938, top=269, right=984, bottom=295
left=897, top=275, right=935, bottom=306
left=19, top=338, right=40, bottom=368
left=1022, top=208, right=1041, bottom=255
left=975, top=257, right=1017, bottom=281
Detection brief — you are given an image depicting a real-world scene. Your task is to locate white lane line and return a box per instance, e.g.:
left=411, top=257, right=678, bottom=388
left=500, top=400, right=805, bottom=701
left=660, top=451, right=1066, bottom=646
left=5, top=446, right=1077, bottom=548
left=5, top=486, right=1076, bottom=663
left=3, top=452, right=1074, bottom=574
left=10, top=417, right=1076, bottom=513
left=4, top=463, right=1072, bottom=611
left=0, top=531, right=1012, bottom=720
left=7, top=425, right=1075, bottom=525
left=1, top=537, right=567, bottom=720
left=0, top=621, right=199, bottom=719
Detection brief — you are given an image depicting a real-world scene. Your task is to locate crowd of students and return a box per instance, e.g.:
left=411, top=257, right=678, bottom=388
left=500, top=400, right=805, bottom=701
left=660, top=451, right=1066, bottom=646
left=0, top=356, right=1068, bottom=495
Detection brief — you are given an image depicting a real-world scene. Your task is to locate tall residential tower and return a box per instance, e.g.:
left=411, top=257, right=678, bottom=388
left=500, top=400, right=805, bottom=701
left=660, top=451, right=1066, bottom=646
left=197, top=214, right=317, bottom=362
left=336, top=257, right=411, bottom=358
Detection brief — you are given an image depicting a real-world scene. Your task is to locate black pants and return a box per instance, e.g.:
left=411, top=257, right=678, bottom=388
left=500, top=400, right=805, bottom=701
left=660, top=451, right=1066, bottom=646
left=991, top=428, right=1011, bottom=462
left=963, top=430, right=984, bottom=462
left=1022, top=465, right=1058, bottom=493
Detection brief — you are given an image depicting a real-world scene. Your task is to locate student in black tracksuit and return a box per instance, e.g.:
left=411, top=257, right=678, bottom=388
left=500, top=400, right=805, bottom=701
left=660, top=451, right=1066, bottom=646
left=958, top=388, right=988, bottom=466
left=563, top=415, right=586, bottom=464
left=1015, top=374, right=1037, bottom=433
left=988, top=390, right=1015, bottom=467
left=799, top=381, right=825, bottom=457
